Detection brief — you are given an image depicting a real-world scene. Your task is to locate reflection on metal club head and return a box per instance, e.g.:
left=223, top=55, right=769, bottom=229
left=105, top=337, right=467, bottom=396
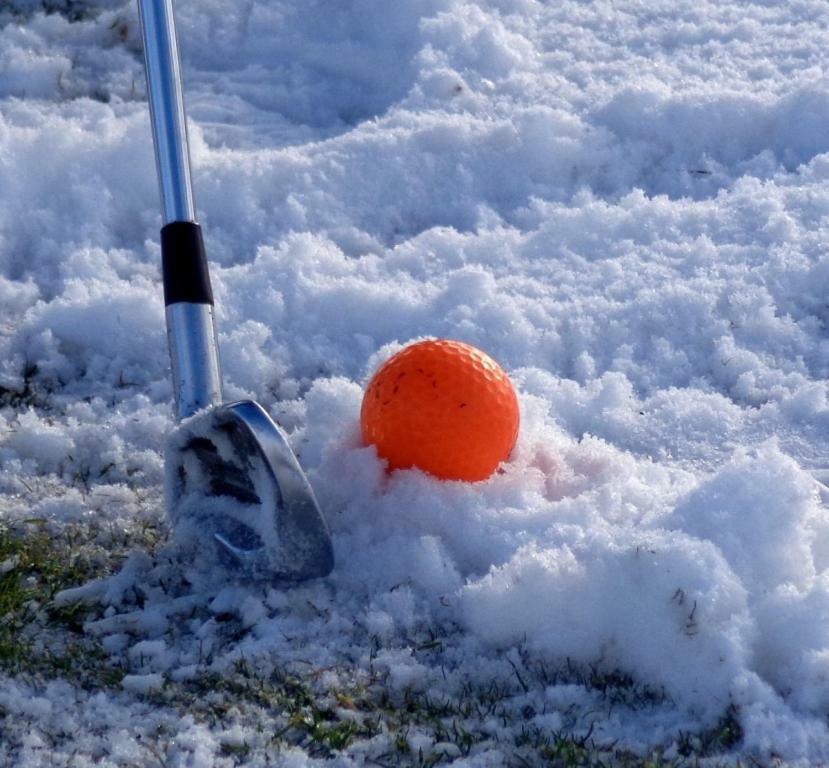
left=168, top=400, right=334, bottom=581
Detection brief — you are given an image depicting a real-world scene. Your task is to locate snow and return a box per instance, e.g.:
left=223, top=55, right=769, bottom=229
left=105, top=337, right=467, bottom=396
left=2, top=0, right=829, bottom=764
left=121, top=672, right=164, bottom=695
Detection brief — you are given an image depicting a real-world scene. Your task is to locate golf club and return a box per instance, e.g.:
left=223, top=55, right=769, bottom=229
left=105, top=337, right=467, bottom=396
left=137, top=0, right=334, bottom=581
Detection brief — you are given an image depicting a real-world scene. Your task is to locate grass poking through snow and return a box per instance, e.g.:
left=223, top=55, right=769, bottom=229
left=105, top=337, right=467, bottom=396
left=0, top=518, right=747, bottom=766
left=0, top=520, right=124, bottom=685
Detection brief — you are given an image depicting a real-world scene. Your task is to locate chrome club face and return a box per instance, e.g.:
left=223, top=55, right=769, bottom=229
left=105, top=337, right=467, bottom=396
left=167, top=401, right=334, bottom=581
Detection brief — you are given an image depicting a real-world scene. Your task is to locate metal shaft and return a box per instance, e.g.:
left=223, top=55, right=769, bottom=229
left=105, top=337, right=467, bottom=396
left=139, top=0, right=223, bottom=420
left=165, top=302, right=223, bottom=419
left=138, top=0, right=196, bottom=224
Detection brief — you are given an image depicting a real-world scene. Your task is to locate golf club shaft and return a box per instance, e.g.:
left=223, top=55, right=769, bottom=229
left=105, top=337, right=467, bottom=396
left=138, top=0, right=194, bottom=224
left=139, top=0, right=223, bottom=419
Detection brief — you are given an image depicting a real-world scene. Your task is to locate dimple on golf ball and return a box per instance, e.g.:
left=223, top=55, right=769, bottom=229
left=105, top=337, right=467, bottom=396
left=360, top=339, right=520, bottom=481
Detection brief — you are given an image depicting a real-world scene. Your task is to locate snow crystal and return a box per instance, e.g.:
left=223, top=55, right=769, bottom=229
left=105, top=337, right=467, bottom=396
left=120, top=673, right=164, bottom=696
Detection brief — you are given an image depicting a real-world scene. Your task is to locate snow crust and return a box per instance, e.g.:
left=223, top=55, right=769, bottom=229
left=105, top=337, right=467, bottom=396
left=2, top=0, right=829, bottom=764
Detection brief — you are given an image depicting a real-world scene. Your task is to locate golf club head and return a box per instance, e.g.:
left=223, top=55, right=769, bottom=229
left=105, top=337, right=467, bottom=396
left=166, top=400, right=334, bottom=582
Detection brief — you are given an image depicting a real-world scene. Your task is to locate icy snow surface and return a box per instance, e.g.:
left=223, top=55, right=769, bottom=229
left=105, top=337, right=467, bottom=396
left=2, top=0, right=829, bottom=764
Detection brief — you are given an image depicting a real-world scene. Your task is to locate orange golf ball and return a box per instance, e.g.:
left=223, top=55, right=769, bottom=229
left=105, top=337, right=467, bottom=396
left=361, top=339, right=520, bottom=481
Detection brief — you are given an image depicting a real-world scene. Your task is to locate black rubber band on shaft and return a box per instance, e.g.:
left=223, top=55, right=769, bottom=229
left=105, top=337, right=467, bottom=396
left=161, top=221, right=214, bottom=306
